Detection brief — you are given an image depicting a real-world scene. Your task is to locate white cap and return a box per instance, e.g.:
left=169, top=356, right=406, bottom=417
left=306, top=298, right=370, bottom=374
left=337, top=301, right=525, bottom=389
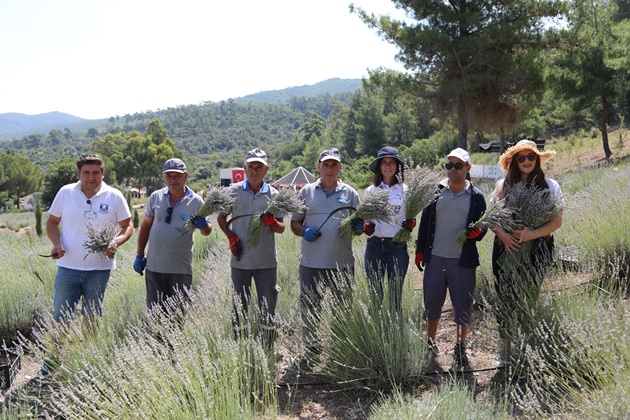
left=446, top=148, right=471, bottom=165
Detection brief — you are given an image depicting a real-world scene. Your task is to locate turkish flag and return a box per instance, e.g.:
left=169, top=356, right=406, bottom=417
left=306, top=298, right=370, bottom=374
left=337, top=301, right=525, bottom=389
left=232, top=169, right=245, bottom=183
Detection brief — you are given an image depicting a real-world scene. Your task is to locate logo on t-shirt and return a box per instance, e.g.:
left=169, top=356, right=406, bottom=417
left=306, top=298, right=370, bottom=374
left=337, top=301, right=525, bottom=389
left=99, top=203, right=109, bottom=214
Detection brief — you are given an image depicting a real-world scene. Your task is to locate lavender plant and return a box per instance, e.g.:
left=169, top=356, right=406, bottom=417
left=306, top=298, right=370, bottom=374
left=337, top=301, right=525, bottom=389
left=311, top=267, right=428, bottom=389
left=338, top=189, right=394, bottom=239
left=455, top=197, right=515, bottom=246
left=82, top=221, right=118, bottom=260
left=392, top=165, right=441, bottom=244
left=497, top=182, right=563, bottom=269
left=186, top=187, right=235, bottom=232
left=247, top=188, right=305, bottom=247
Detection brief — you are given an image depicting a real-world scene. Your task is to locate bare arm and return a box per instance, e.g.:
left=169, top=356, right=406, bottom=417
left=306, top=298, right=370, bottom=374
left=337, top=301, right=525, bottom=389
left=136, top=216, right=154, bottom=255
left=45, top=214, right=65, bottom=259
left=217, top=213, right=231, bottom=237
left=106, top=217, right=133, bottom=257
left=513, top=213, right=563, bottom=244
left=199, top=221, right=212, bottom=236
left=291, top=219, right=304, bottom=237
left=267, top=218, right=285, bottom=234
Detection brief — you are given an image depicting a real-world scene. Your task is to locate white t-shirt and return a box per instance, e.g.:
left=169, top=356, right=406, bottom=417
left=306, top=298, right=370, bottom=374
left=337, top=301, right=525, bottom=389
left=48, top=181, right=131, bottom=270
left=364, top=183, right=406, bottom=238
left=491, top=178, right=562, bottom=204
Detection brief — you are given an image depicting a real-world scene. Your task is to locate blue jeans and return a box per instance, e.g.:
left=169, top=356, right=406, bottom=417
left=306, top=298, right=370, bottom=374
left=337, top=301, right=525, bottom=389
left=53, top=267, right=111, bottom=322
left=364, top=237, right=409, bottom=310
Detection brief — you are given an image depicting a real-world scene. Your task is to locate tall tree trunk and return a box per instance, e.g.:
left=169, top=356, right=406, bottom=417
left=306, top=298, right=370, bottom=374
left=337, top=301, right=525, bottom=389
left=602, top=95, right=612, bottom=159
left=499, top=126, right=505, bottom=152
left=457, top=95, right=468, bottom=150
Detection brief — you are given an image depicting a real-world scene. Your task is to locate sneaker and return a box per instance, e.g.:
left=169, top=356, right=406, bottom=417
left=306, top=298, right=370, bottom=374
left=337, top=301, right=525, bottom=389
left=38, top=359, right=58, bottom=377
left=452, top=343, right=470, bottom=371
left=426, top=338, right=439, bottom=362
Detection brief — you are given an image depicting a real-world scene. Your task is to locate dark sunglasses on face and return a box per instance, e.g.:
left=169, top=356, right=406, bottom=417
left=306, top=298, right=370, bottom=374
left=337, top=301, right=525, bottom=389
left=445, top=162, right=465, bottom=170
left=165, top=207, right=173, bottom=224
left=516, top=153, right=537, bottom=163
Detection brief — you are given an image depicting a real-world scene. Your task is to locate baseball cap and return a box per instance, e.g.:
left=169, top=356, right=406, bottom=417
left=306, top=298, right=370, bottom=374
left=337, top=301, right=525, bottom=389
left=446, top=148, right=471, bottom=165
left=245, top=148, right=268, bottom=165
left=319, top=148, right=341, bottom=162
left=163, top=158, right=187, bottom=173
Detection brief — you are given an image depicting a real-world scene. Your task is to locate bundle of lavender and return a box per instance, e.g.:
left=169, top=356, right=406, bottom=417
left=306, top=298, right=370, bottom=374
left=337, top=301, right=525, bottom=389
left=82, top=221, right=118, bottom=260
left=338, top=189, right=394, bottom=239
left=247, top=188, right=305, bottom=247
left=498, top=182, right=563, bottom=268
left=392, top=165, right=441, bottom=244
left=186, top=187, right=235, bottom=232
left=454, top=197, right=515, bottom=246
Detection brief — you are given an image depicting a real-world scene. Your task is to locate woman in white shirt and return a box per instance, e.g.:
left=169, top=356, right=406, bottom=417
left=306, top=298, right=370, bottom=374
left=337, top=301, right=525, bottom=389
left=363, top=147, right=415, bottom=312
left=491, top=139, right=562, bottom=366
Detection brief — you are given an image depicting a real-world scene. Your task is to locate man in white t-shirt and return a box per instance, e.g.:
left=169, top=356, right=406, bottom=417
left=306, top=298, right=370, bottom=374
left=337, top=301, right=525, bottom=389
left=46, top=154, right=133, bottom=323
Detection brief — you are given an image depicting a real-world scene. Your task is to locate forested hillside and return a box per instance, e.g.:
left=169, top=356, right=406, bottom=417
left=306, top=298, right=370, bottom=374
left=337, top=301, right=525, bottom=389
left=2, top=0, right=630, bottom=211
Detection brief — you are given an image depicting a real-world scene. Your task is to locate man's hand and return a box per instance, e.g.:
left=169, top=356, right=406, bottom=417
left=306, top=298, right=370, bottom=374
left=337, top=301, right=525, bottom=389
left=191, top=215, right=209, bottom=229
left=133, top=254, right=147, bottom=275
left=415, top=252, right=425, bottom=272
left=302, top=227, right=321, bottom=242
left=466, top=225, right=482, bottom=240
left=51, top=244, right=65, bottom=260
left=401, top=218, right=416, bottom=232
left=350, top=218, right=365, bottom=234
left=364, top=222, right=375, bottom=236
left=227, top=232, right=241, bottom=256
left=260, top=211, right=277, bottom=227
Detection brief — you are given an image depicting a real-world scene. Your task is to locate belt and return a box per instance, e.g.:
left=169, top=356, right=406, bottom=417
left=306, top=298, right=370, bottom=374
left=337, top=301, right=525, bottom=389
left=369, top=236, right=393, bottom=241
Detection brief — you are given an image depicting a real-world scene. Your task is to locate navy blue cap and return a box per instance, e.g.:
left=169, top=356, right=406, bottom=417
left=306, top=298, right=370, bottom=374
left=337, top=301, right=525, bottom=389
left=369, top=147, right=403, bottom=173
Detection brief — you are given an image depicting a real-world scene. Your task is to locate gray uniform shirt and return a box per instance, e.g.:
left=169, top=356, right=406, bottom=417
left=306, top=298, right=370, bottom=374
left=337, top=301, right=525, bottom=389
left=145, top=186, right=203, bottom=275
left=222, top=180, right=281, bottom=269
left=292, top=179, right=360, bottom=269
left=432, top=179, right=471, bottom=258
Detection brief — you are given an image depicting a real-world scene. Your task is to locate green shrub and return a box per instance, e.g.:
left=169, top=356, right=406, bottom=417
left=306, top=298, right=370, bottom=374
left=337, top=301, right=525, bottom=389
left=369, top=384, right=506, bottom=419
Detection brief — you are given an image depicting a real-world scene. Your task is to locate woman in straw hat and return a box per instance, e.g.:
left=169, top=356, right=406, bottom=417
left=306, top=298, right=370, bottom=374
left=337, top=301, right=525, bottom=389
left=490, top=139, right=563, bottom=367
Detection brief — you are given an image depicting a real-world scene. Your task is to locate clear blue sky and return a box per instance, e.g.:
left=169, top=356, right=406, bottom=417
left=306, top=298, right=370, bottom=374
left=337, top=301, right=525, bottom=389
left=0, top=0, right=406, bottom=120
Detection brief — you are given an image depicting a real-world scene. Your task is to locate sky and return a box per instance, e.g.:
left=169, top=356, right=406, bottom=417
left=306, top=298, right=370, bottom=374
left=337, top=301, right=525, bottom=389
left=0, top=0, right=407, bottom=120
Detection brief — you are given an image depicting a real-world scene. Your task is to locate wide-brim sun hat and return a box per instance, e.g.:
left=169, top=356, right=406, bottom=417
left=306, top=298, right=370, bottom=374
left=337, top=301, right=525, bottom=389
left=499, top=139, right=556, bottom=172
left=369, top=146, right=403, bottom=173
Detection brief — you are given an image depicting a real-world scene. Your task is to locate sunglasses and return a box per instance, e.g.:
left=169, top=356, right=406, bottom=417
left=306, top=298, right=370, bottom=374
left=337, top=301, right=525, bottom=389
left=165, top=207, right=173, bottom=224
left=80, top=153, right=102, bottom=160
left=445, top=162, right=466, bottom=170
left=516, top=153, right=537, bottom=163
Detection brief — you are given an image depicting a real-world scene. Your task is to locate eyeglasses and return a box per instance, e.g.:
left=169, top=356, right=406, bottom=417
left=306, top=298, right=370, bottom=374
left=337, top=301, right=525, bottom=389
left=165, top=207, right=173, bottom=224
left=516, top=153, right=537, bottom=163
left=80, top=153, right=102, bottom=159
left=445, top=162, right=465, bottom=170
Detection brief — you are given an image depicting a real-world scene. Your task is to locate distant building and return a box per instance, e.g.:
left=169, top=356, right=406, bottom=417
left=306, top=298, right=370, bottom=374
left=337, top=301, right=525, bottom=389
left=19, top=194, right=36, bottom=211
left=128, top=188, right=146, bottom=199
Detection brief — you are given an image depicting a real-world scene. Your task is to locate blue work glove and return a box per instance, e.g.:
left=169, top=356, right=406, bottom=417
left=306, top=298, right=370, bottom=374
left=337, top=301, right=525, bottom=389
left=302, top=227, right=321, bottom=242
left=350, top=217, right=365, bottom=234
left=190, top=215, right=209, bottom=229
left=133, top=254, right=147, bottom=275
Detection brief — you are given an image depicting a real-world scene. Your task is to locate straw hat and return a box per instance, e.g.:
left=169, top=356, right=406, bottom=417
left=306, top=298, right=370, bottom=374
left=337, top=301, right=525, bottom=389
left=498, top=139, right=556, bottom=172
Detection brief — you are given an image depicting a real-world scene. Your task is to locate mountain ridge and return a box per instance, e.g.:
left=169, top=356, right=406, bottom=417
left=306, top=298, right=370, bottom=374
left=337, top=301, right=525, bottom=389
left=0, top=78, right=362, bottom=141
